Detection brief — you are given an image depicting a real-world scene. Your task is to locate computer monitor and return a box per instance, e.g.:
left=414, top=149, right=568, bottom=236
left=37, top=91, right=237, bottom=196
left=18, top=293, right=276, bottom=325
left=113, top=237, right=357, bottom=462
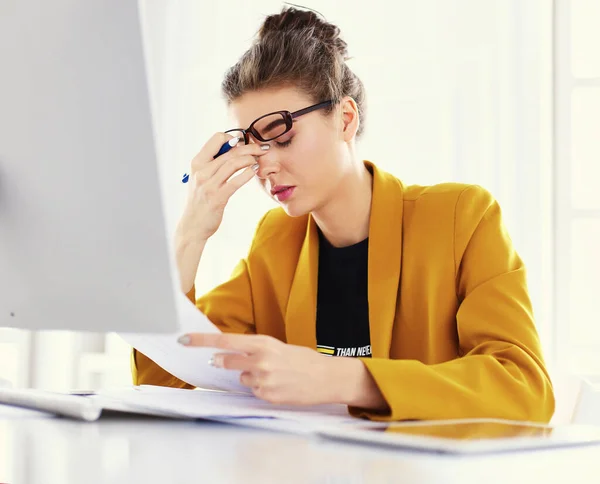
left=0, top=1, right=180, bottom=332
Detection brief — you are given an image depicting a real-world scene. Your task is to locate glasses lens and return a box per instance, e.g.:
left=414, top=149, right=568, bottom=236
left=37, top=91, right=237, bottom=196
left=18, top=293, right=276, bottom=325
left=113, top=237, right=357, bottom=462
left=225, top=130, right=246, bottom=144
left=253, top=113, right=288, bottom=141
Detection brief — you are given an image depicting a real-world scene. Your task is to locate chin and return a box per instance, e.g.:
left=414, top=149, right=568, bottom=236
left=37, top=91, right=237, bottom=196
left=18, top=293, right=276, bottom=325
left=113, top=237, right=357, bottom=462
left=280, top=199, right=312, bottom=218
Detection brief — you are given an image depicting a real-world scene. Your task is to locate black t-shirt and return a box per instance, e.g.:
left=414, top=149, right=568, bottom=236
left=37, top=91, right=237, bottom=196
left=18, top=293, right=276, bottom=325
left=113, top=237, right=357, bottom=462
left=315, top=229, right=372, bottom=358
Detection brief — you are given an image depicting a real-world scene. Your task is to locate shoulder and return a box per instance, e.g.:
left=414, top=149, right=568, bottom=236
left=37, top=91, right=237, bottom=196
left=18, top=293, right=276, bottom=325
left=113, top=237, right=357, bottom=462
left=404, top=182, right=493, bottom=209
left=403, top=182, right=497, bottom=227
left=248, top=176, right=499, bottom=252
left=400, top=181, right=509, bottom=278
left=248, top=207, right=308, bottom=254
left=371, top=161, right=495, bottom=217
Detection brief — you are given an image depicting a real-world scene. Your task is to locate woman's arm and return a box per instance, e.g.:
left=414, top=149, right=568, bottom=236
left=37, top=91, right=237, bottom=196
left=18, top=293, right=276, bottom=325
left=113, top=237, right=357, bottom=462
left=347, top=187, right=554, bottom=422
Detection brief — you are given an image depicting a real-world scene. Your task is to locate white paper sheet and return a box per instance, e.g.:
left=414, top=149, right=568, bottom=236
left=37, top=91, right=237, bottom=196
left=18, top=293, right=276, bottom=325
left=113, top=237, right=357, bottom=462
left=96, top=386, right=357, bottom=429
left=119, top=292, right=250, bottom=394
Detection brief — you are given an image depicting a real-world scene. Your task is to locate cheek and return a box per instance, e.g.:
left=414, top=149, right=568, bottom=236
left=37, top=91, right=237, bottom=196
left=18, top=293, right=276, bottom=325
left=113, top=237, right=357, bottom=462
left=292, top=131, right=332, bottom=166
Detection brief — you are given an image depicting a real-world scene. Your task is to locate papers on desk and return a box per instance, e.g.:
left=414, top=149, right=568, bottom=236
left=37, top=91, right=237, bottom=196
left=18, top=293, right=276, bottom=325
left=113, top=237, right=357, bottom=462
left=119, top=292, right=249, bottom=394
left=0, top=293, right=357, bottom=430
left=115, top=292, right=359, bottom=431
left=95, top=386, right=356, bottom=429
left=0, top=385, right=356, bottom=431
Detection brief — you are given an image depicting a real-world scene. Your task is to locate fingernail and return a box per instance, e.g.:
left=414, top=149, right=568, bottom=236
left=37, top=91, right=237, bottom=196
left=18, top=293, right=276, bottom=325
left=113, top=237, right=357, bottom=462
left=252, top=164, right=259, bottom=172
left=260, top=144, right=270, bottom=150
left=228, top=137, right=240, bottom=147
left=177, top=335, right=191, bottom=345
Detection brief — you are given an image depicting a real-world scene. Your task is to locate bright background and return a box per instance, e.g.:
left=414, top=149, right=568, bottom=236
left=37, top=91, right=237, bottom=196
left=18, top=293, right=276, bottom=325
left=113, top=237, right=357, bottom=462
left=0, top=1, right=598, bottom=412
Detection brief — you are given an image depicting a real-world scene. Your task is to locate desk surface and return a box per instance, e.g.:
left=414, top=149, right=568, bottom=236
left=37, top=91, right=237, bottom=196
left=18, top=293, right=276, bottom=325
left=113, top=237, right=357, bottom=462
left=0, top=416, right=599, bottom=484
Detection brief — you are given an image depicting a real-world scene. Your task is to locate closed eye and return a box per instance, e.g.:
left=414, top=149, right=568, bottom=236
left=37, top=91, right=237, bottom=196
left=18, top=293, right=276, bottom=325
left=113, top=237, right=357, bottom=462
left=276, top=137, right=293, bottom=148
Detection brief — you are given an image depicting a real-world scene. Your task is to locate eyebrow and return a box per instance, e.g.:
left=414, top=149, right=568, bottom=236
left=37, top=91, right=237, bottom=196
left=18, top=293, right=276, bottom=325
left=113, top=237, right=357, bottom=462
left=261, top=116, right=286, bottom=135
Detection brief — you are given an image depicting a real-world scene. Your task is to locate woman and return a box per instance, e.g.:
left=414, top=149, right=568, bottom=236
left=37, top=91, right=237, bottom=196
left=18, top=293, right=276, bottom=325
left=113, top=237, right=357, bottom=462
left=132, top=6, right=554, bottom=422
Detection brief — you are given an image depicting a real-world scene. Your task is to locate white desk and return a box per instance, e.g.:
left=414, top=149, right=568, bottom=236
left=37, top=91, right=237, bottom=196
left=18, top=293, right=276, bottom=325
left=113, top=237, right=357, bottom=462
left=0, top=416, right=599, bottom=484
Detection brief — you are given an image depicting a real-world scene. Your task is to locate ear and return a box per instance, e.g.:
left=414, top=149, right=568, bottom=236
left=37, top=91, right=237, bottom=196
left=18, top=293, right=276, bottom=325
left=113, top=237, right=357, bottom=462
left=340, top=96, right=360, bottom=142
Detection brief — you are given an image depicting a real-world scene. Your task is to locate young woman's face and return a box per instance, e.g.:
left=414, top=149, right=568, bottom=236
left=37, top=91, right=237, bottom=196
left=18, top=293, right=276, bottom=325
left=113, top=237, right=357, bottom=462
left=229, top=86, right=356, bottom=217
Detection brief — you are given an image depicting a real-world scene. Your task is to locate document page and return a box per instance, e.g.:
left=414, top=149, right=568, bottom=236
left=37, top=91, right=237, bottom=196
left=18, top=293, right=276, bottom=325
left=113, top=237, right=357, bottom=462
left=96, top=386, right=355, bottom=427
left=119, top=292, right=250, bottom=394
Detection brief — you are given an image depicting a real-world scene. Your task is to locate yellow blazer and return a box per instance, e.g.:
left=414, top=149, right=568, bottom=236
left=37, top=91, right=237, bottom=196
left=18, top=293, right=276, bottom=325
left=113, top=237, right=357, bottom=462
left=132, top=161, right=555, bottom=422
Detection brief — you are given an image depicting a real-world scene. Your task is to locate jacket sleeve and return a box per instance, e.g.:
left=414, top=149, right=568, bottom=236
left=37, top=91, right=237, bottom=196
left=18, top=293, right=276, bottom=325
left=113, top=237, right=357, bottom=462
left=131, top=214, right=268, bottom=387
left=350, top=186, right=555, bottom=422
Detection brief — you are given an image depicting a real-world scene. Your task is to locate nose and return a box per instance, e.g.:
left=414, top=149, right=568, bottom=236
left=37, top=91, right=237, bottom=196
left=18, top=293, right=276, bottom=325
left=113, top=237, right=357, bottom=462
left=254, top=149, right=280, bottom=180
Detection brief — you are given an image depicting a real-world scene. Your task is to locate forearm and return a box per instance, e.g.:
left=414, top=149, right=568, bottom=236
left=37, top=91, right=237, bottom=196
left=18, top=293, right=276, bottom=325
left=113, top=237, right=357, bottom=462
left=174, top=228, right=207, bottom=294
left=349, top=353, right=555, bottom=422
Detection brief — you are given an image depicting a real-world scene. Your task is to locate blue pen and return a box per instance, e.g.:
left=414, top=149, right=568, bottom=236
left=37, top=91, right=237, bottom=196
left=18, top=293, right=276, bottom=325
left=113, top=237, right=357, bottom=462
left=182, top=137, right=240, bottom=183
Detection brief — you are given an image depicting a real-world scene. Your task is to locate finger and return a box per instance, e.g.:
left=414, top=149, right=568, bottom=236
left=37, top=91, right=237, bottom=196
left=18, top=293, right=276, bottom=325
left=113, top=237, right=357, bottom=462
left=218, top=166, right=256, bottom=200
left=191, top=132, right=232, bottom=171
left=239, top=371, right=257, bottom=388
left=212, top=352, right=255, bottom=371
left=218, top=142, right=269, bottom=164
left=178, top=333, right=272, bottom=354
left=193, top=141, right=268, bottom=177
left=188, top=154, right=253, bottom=193
left=210, top=154, right=259, bottom=186
left=199, top=143, right=269, bottom=182
left=190, top=154, right=252, bottom=189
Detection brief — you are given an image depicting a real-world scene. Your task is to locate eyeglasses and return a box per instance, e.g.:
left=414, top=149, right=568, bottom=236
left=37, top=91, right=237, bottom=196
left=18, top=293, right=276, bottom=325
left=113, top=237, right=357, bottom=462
left=225, top=100, right=335, bottom=145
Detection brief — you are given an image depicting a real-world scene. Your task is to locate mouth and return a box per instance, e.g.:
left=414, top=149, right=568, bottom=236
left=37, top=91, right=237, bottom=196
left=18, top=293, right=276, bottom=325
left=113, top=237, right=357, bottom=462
left=270, top=185, right=296, bottom=202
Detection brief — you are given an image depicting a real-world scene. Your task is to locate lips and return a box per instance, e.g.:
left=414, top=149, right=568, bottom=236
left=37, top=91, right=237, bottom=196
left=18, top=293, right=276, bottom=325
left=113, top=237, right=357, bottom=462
left=270, top=185, right=295, bottom=202
left=270, top=185, right=293, bottom=196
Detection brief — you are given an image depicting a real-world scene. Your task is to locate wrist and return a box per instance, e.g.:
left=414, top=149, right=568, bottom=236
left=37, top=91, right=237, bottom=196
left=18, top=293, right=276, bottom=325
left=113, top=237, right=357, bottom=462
left=174, top=222, right=208, bottom=246
left=323, top=357, right=388, bottom=411
left=174, top=229, right=207, bottom=260
left=323, top=356, right=364, bottom=405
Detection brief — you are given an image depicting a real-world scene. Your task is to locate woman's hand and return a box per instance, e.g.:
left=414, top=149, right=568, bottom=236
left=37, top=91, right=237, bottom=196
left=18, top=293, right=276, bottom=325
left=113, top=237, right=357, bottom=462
left=174, top=133, right=270, bottom=292
left=178, top=133, right=269, bottom=242
left=177, top=333, right=388, bottom=410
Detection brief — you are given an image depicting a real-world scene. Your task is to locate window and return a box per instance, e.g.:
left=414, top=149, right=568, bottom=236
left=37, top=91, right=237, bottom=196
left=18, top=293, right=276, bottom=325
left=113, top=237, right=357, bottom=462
left=554, top=0, right=600, bottom=374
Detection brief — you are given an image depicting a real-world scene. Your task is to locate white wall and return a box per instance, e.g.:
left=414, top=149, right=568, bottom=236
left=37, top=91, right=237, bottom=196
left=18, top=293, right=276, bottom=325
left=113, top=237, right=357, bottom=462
left=0, top=0, right=557, bottom=390
left=146, top=0, right=554, bottom=349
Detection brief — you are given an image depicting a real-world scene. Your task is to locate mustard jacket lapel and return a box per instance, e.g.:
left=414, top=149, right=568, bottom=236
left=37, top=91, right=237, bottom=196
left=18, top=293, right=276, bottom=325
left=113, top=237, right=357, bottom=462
left=285, top=161, right=404, bottom=357
left=366, top=161, right=404, bottom=358
left=285, top=214, right=319, bottom=348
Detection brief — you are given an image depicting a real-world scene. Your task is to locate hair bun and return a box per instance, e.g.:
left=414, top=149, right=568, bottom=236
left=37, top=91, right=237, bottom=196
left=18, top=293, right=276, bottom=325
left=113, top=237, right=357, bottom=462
left=258, top=6, right=349, bottom=60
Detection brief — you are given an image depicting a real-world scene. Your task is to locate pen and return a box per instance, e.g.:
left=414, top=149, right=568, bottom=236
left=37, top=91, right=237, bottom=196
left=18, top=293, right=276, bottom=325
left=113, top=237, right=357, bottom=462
left=182, top=137, right=240, bottom=184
